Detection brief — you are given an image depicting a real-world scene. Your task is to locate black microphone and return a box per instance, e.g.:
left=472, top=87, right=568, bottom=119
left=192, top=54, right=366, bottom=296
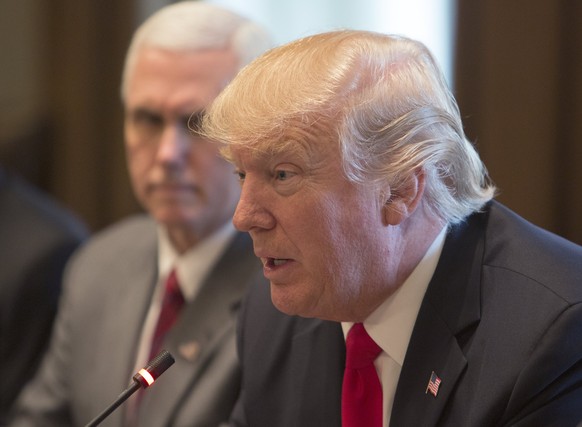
left=84, top=349, right=175, bottom=427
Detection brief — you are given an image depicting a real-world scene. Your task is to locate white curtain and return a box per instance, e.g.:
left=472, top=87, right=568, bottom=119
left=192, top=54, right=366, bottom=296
left=203, top=0, right=456, bottom=83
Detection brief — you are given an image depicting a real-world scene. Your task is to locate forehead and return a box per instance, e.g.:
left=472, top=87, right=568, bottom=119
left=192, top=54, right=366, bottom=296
left=125, top=47, right=238, bottom=112
left=229, top=119, right=341, bottom=168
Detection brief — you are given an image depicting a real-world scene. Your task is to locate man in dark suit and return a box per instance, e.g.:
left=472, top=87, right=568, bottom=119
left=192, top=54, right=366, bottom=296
left=201, top=30, right=582, bottom=426
left=0, top=168, right=88, bottom=424
left=9, top=3, right=271, bottom=426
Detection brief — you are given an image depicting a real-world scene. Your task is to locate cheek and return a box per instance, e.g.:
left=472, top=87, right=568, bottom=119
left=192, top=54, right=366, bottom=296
left=314, top=199, right=379, bottom=290
left=301, top=199, right=357, bottom=280
left=196, top=153, right=237, bottom=191
left=210, top=175, right=241, bottom=212
left=126, top=145, right=154, bottom=193
left=320, top=232, right=361, bottom=290
left=126, top=146, right=149, bottom=176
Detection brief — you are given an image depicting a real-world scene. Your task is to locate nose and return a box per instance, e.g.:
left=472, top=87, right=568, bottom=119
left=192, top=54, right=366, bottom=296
left=156, top=123, right=190, bottom=165
left=233, top=177, right=276, bottom=232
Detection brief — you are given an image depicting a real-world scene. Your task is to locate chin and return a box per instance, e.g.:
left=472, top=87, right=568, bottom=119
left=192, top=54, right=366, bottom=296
left=270, top=285, right=319, bottom=319
left=270, top=286, right=300, bottom=316
left=153, top=208, right=193, bottom=226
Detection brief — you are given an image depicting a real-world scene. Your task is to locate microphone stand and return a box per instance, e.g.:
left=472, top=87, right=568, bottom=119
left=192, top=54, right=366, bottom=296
left=84, top=349, right=175, bottom=427
left=85, top=381, right=141, bottom=427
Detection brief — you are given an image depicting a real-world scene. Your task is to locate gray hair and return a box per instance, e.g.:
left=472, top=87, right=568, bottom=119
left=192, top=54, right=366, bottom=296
left=120, top=1, right=272, bottom=100
left=202, top=30, right=495, bottom=225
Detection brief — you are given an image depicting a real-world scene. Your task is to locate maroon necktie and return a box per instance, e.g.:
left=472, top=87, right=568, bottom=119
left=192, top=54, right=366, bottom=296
left=126, top=270, right=185, bottom=425
left=149, top=269, right=184, bottom=361
left=342, top=322, right=383, bottom=427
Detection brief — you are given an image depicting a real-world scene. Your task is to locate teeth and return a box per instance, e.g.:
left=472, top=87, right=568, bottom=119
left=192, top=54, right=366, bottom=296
left=273, top=259, right=287, bottom=266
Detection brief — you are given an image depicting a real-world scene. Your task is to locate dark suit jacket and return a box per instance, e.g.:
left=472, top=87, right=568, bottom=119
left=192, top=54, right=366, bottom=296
left=231, top=201, right=582, bottom=427
left=9, top=215, right=264, bottom=427
left=0, top=170, right=88, bottom=423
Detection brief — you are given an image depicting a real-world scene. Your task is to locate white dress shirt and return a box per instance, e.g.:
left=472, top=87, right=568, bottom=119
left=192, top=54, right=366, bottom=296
left=132, top=221, right=236, bottom=372
left=342, top=226, right=447, bottom=427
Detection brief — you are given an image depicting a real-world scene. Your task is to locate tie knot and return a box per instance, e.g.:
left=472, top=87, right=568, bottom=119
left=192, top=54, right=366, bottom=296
left=345, top=323, right=382, bottom=369
left=148, top=269, right=184, bottom=362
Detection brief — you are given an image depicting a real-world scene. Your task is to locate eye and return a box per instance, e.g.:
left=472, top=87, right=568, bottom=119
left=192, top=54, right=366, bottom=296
left=234, top=170, right=246, bottom=182
left=275, top=169, right=296, bottom=181
left=127, top=109, right=164, bottom=142
left=131, top=109, right=163, bottom=128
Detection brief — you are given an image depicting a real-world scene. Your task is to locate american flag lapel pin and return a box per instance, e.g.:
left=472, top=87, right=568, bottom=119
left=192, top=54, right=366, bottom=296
left=425, top=371, right=442, bottom=397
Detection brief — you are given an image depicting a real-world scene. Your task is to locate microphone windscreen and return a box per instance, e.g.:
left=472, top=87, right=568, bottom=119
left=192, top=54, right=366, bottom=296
left=145, top=349, right=175, bottom=380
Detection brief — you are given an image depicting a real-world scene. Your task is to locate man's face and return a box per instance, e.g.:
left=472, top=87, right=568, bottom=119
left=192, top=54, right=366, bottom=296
left=124, top=48, right=240, bottom=242
left=231, top=127, right=400, bottom=321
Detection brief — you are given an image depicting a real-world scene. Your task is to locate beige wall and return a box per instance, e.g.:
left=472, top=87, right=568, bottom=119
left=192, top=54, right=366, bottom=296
left=2, top=1, right=581, bottom=244
left=0, top=0, right=46, bottom=142
left=0, top=0, right=140, bottom=231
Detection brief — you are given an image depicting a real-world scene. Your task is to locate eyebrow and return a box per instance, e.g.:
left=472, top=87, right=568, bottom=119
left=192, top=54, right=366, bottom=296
left=127, top=106, right=158, bottom=116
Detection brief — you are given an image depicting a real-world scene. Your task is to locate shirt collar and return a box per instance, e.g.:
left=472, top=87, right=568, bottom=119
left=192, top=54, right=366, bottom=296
left=157, top=221, right=237, bottom=301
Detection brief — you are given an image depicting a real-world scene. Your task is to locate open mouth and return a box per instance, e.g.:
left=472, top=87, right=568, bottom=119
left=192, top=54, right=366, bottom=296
left=263, top=257, right=291, bottom=267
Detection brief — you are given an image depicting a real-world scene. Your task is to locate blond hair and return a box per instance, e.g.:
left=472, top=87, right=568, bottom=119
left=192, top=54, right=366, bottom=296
left=203, top=30, right=495, bottom=224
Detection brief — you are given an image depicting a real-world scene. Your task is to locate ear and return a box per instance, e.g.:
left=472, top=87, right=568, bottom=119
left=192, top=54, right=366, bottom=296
left=382, top=169, right=426, bottom=226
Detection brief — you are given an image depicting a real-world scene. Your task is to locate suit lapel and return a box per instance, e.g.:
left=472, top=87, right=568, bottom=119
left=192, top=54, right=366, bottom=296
left=138, top=232, right=261, bottom=425
left=89, top=218, right=158, bottom=426
left=391, top=211, right=487, bottom=426
left=390, top=301, right=468, bottom=426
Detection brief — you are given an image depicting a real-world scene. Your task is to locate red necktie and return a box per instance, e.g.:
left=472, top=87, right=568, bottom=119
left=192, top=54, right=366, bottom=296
left=149, top=269, right=185, bottom=360
left=126, top=270, right=185, bottom=426
left=342, top=322, right=383, bottom=427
